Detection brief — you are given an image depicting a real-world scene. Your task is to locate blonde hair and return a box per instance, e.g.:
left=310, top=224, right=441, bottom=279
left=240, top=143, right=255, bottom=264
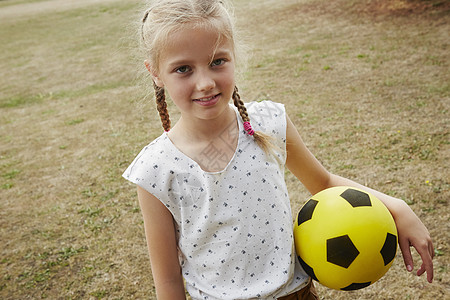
left=140, top=0, right=274, bottom=152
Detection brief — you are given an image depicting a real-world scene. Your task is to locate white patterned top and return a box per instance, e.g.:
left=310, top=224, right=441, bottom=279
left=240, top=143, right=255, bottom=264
left=123, top=101, right=309, bottom=299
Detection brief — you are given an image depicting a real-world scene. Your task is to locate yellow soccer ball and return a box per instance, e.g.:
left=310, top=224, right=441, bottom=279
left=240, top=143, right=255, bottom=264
left=294, top=186, right=398, bottom=291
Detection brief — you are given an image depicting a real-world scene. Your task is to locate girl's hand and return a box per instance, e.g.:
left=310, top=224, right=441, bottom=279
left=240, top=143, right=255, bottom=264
left=394, top=201, right=434, bottom=283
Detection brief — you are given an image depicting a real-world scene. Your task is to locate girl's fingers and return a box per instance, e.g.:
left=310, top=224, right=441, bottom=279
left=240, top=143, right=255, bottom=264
left=417, top=241, right=434, bottom=283
left=398, top=236, right=414, bottom=272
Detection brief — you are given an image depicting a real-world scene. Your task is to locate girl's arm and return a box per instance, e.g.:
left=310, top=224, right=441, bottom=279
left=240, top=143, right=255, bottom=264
left=137, top=186, right=187, bottom=299
left=285, top=113, right=434, bottom=283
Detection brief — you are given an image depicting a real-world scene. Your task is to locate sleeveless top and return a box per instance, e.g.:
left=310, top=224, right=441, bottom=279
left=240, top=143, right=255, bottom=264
left=123, top=101, right=309, bottom=299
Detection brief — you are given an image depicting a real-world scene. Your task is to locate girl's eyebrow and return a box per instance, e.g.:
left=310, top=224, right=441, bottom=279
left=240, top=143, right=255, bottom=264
left=208, top=49, right=233, bottom=65
left=167, top=59, right=193, bottom=68
left=166, top=49, right=233, bottom=68
left=212, top=48, right=232, bottom=57
left=210, top=48, right=233, bottom=61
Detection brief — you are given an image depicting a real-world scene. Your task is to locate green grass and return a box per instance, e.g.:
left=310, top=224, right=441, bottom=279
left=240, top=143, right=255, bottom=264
left=0, top=0, right=45, bottom=8
left=0, top=81, right=134, bottom=108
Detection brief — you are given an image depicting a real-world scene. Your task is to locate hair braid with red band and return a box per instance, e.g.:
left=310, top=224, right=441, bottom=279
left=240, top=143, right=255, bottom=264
left=232, top=86, right=274, bottom=154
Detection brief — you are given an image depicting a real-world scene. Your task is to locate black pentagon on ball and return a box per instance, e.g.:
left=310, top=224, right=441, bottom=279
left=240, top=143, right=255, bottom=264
left=297, top=255, right=318, bottom=282
left=380, top=232, right=397, bottom=266
left=340, top=188, right=372, bottom=207
left=297, top=199, right=319, bottom=226
left=341, top=281, right=372, bottom=291
left=327, top=235, right=360, bottom=268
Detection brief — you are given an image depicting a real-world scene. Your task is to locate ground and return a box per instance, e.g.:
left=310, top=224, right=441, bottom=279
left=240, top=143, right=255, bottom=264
left=0, top=0, right=448, bottom=299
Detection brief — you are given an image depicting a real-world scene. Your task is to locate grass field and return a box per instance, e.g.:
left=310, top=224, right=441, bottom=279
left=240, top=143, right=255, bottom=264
left=0, top=0, right=448, bottom=299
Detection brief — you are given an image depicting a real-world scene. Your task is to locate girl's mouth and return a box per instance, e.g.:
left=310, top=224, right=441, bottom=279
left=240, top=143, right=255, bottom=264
left=193, top=94, right=220, bottom=106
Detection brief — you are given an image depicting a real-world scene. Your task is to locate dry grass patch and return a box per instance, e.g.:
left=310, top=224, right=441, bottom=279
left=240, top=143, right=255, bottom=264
left=0, top=0, right=448, bottom=299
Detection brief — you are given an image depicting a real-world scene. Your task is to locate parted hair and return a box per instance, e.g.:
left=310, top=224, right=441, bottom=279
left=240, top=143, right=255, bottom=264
left=140, top=0, right=274, bottom=153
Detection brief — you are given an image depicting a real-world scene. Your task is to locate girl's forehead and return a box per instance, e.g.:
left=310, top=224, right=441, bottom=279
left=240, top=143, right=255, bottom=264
left=161, top=25, right=234, bottom=63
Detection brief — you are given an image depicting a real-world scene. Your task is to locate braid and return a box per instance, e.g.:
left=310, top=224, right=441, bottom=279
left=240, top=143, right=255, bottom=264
left=232, top=86, right=275, bottom=155
left=232, top=86, right=250, bottom=122
left=153, top=82, right=171, bottom=132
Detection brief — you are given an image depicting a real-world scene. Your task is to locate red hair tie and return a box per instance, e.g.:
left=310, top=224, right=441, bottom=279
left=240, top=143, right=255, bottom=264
left=243, top=121, right=255, bottom=136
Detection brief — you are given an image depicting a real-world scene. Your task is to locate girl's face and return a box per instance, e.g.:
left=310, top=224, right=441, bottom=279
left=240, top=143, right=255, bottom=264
left=149, top=24, right=236, bottom=123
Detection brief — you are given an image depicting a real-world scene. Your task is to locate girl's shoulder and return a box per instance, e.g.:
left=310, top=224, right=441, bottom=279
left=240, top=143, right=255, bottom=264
left=245, top=100, right=286, bottom=133
left=122, top=133, right=173, bottom=182
left=245, top=100, right=286, bottom=123
left=134, top=133, right=171, bottom=160
left=245, top=99, right=285, bottom=112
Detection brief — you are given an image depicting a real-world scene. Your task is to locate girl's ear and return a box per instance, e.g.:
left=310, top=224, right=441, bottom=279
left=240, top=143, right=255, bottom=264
left=144, top=60, right=164, bottom=87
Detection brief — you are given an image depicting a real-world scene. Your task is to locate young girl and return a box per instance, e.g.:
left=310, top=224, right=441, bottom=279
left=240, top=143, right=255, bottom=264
left=123, top=0, right=434, bottom=299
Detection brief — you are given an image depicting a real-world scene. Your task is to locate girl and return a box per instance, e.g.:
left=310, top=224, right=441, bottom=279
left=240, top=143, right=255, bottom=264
left=123, top=0, right=434, bottom=299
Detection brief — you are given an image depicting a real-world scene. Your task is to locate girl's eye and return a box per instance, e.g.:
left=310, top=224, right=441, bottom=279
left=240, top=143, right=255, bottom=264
left=211, top=59, right=226, bottom=67
left=175, top=65, right=191, bottom=74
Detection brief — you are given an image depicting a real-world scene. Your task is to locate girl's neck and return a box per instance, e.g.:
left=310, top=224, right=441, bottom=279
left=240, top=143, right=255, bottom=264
left=170, top=105, right=236, bottom=143
left=167, top=105, right=239, bottom=172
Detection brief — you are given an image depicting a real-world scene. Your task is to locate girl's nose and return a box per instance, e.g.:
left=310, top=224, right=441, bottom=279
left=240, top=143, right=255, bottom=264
left=196, top=70, right=215, bottom=92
